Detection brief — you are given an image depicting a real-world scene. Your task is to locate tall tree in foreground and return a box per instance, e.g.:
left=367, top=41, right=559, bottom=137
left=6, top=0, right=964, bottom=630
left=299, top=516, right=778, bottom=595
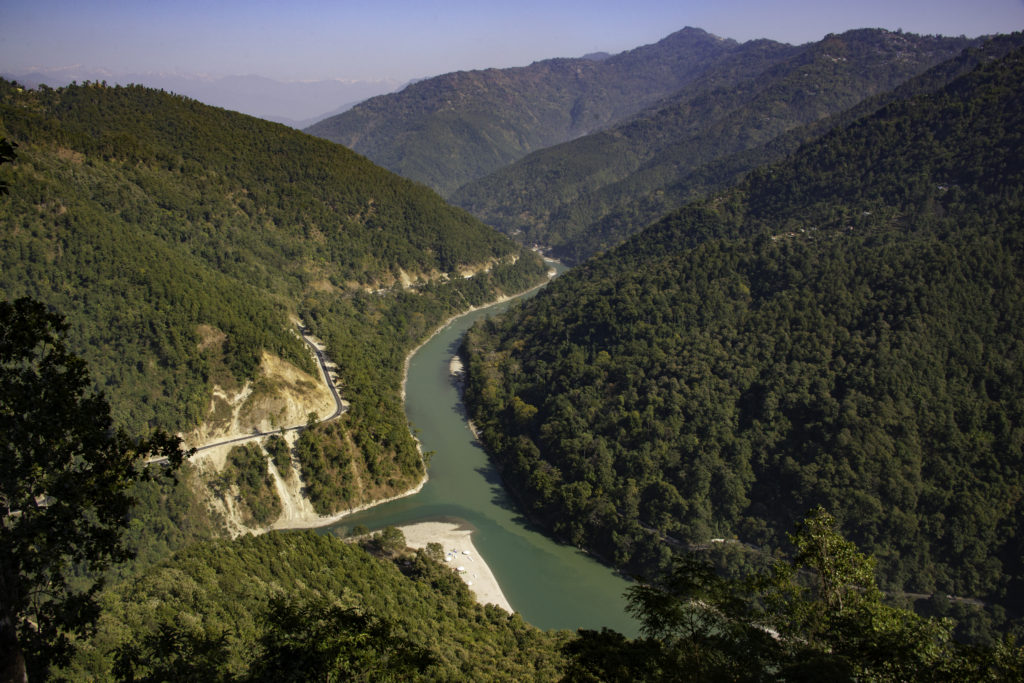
left=0, top=138, right=15, bottom=196
left=564, top=508, right=1024, bottom=681
left=0, top=298, right=187, bottom=681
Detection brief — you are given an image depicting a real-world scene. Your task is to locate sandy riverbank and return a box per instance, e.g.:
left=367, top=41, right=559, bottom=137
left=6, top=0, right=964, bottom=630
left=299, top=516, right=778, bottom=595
left=398, top=521, right=513, bottom=613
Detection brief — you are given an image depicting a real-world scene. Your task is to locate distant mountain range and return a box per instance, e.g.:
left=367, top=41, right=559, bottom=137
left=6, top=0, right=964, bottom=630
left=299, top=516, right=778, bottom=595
left=452, top=29, right=979, bottom=262
left=304, top=28, right=978, bottom=261
left=306, top=27, right=742, bottom=196
left=1, top=67, right=399, bottom=126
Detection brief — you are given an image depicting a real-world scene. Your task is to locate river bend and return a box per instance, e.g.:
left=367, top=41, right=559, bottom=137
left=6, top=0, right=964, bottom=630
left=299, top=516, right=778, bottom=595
left=323, top=289, right=638, bottom=635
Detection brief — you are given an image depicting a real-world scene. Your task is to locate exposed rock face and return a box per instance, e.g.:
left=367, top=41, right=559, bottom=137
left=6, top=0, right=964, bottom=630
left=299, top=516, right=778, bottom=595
left=184, top=350, right=336, bottom=448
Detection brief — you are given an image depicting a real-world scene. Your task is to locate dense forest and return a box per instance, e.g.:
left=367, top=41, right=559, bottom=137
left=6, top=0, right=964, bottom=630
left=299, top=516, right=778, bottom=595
left=7, top=19, right=1024, bottom=681
left=8, top=284, right=1015, bottom=680
left=56, top=531, right=569, bottom=680
left=564, top=508, right=1023, bottom=680
left=463, top=40, right=1024, bottom=636
left=0, top=79, right=555, bottom=640
left=453, top=29, right=982, bottom=263
left=0, top=78, right=548, bottom=529
left=0, top=78, right=543, bottom=434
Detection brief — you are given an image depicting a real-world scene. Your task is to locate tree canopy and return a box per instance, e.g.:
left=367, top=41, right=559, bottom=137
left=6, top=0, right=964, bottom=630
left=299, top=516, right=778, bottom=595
left=563, top=508, right=1024, bottom=681
left=462, top=41, right=1024, bottom=636
left=59, top=532, right=569, bottom=681
left=0, top=298, right=186, bottom=680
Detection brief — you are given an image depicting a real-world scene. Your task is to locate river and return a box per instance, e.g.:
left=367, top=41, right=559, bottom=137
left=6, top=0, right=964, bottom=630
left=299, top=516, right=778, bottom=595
left=322, top=281, right=639, bottom=635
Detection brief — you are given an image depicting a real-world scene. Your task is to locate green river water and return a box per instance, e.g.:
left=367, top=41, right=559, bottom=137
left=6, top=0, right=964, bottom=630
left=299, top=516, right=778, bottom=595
left=322, top=284, right=639, bottom=635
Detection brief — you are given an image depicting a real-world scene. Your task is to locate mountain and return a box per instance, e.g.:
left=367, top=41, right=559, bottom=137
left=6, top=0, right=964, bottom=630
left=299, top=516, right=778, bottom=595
left=452, top=29, right=977, bottom=263
left=462, top=39, right=1024, bottom=631
left=2, top=68, right=398, bottom=125
left=0, top=79, right=547, bottom=521
left=305, top=28, right=741, bottom=196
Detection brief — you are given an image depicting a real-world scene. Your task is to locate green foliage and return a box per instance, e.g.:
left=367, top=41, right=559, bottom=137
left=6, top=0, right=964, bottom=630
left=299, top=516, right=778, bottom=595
left=113, top=595, right=437, bottom=682
left=308, top=28, right=739, bottom=196
left=292, top=421, right=356, bottom=514
left=61, top=532, right=569, bottom=681
left=462, top=43, right=1024, bottom=629
left=425, top=542, right=445, bottom=563
left=371, top=526, right=407, bottom=556
left=0, top=136, right=15, bottom=195
left=0, top=78, right=532, bottom=434
left=564, top=508, right=1024, bottom=681
left=248, top=596, right=437, bottom=682
left=294, top=255, right=547, bottom=513
left=117, top=462, right=227, bottom=575
left=454, top=29, right=983, bottom=263
left=224, top=444, right=281, bottom=526
left=113, top=622, right=233, bottom=682
left=264, top=434, right=291, bottom=476
left=0, top=298, right=186, bottom=679
left=0, top=77, right=547, bottom=555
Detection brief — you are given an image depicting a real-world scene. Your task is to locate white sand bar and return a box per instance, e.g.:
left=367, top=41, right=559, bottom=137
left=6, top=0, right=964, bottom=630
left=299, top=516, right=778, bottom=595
left=398, top=521, right=513, bottom=613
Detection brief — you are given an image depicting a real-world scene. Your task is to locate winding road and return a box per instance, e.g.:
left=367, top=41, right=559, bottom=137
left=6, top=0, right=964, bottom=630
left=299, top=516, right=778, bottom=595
left=148, top=326, right=346, bottom=462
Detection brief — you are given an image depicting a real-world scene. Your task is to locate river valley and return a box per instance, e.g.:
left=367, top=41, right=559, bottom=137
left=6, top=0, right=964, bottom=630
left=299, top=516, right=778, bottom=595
left=321, top=285, right=639, bottom=636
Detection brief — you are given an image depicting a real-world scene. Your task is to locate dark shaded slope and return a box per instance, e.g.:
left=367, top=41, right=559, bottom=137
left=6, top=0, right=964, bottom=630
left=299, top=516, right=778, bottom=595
left=462, top=43, right=1024, bottom=621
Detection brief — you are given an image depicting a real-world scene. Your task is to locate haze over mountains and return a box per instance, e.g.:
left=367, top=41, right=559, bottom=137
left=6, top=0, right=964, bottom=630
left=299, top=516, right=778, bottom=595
left=1, top=67, right=399, bottom=126
left=309, top=27, right=977, bottom=261
left=453, top=29, right=977, bottom=262
left=307, top=28, right=744, bottom=195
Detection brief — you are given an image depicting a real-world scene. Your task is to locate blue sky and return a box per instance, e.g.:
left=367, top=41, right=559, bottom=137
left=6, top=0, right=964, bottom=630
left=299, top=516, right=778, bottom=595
left=3, top=0, right=1024, bottom=82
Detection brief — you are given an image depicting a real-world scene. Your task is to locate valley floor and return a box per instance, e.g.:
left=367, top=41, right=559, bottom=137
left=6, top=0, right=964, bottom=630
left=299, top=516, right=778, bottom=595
left=398, top=521, right=513, bottom=613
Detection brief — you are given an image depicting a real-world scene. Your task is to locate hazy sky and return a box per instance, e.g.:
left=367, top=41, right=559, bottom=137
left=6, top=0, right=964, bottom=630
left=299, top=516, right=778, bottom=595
left=4, top=0, right=1024, bottom=82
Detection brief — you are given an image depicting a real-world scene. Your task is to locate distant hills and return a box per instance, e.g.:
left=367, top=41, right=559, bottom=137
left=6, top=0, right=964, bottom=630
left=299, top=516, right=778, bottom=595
left=463, top=37, right=1024, bottom=630
left=452, top=29, right=978, bottom=262
left=306, top=28, right=742, bottom=196
left=1, top=68, right=398, bottom=126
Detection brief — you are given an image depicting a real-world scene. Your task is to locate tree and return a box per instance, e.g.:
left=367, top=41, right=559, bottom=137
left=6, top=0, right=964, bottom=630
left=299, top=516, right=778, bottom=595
left=0, top=137, right=15, bottom=196
left=424, top=542, right=445, bottom=563
left=0, top=298, right=187, bottom=680
left=563, top=507, right=1024, bottom=681
left=372, top=526, right=407, bottom=556
left=112, top=596, right=437, bottom=682
left=248, top=596, right=436, bottom=682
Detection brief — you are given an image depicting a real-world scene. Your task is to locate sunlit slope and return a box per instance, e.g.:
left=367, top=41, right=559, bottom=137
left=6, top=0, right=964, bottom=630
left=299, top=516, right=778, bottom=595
left=0, top=79, right=539, bottom=434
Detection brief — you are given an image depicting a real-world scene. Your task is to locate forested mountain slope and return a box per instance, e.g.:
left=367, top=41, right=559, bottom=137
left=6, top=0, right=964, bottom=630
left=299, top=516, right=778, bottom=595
left=463, top=42, right=1024, bottom=621
left=306, top=28, right=742, bottom=196
left=453, top=29, right=977, bottom=263
left=59, top=532, right=568, bottom=680
left=0, top=79, right=547, bottom=526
